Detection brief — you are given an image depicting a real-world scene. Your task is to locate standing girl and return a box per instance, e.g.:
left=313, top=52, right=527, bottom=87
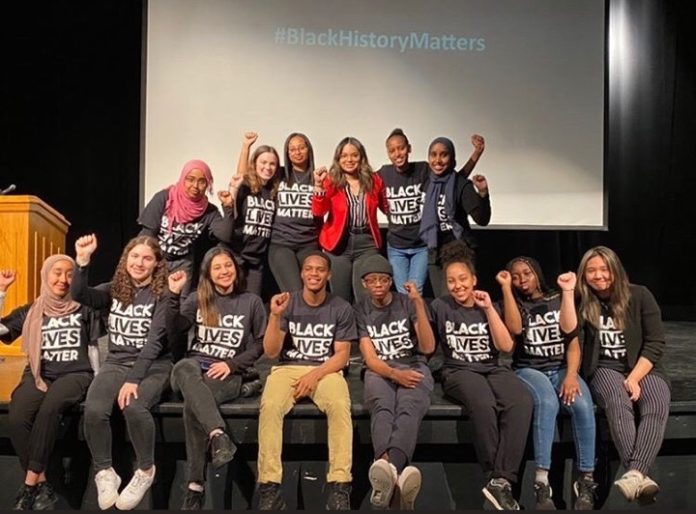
left=166, top=247, right=266, bottom=509
left=71, top=234, right=171, bottom=511
left=430, top=241, right=532, bottom=511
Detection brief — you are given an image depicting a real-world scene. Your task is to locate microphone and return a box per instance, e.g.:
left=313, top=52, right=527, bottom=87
left=0, top=184, right=17, bottom=195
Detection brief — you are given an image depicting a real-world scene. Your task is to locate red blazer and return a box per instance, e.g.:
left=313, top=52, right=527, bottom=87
left=312, top=174, right=388, bottom=252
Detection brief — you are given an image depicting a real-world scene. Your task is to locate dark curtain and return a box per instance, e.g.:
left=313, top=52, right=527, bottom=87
left=1, top=0, right=694, bottom=318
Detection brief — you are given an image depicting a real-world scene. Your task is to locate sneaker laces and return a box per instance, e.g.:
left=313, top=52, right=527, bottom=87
left=128, top=470, right=153, bottom=490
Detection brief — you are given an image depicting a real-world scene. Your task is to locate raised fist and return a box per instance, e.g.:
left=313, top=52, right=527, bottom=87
left=168, top=270, right=188, bottom=295
left=403, top=281, right=422, bottom=301
left=472, top=290, right=492, bottom=309
left=270, top=292, right=291, bottom=316
left=472, top=174, right=488, bottom=195
left=0, top=269, right=17, bottom=292
left=471, top=134, right=485, bottom=157
left=218, top=190, right=234, bottom=208
left=313, top=167, right=328, bottom=187
left=242, top=132, right=258, bottom=147
left=495, top=270, right=512, bottom=288
left=557, top=272, right=577, bottom=292
left=75, top=234, right=98, bottom=266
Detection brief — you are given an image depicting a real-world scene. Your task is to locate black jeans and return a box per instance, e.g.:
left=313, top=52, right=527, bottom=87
left=442, top=366, right=533, bottom=483
left=326, top=232, right=379, bottom=303
left=268, top=242, right=320, bottom=293
left=171, top=358, right=242, bottom=484
left=9, top=369, right=92, bottom=473
left=83, top=359, right=172, bottom=471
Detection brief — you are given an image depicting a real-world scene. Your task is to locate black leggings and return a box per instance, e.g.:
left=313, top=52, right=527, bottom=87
left=268, top=243, right=320, bottom=293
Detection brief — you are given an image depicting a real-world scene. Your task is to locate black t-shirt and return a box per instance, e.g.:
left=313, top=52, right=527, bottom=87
left=279, top=291, right=357, bottom=365
left=514, top=295, right=570, bottom=371
left=354, top=293, right=424, bottom=364
left=436, top=177, right=490, bottom=246
left=176, top=291, right=266, bottom=371
left=271, top=171, right=320, bottom=247
left=378, top=162, right=428, bottom=249
left=138, top=189, right=228, bottom=259
left=231, top=183, right=276, bottom=267
left=431, top=295, right=499, bottom=373
left=0, top=304, right=101, bottom=380
left=597, top=308, right=629, bottom=373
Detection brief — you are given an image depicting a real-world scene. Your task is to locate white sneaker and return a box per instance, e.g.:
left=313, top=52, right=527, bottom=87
left=115, top=466, right=155, bottom=510
left=95, top=467, right=122, bottom=510
left=614, top=470, right=643, bottom=502
left=368, top=459, right=398, bottom=508
left=397, top=466, right=422, bottom=510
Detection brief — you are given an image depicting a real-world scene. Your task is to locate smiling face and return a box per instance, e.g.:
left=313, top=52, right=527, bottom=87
left=254, top=151, right=279, bottom=183
left=47, top=259, right=73, bottom=297
left=209, top=253, right=236, bottom=292
left=362, top=272, right=392, bottom=302
left=184, top=169, right=209, bottom=200
left=339, top=143, right=361, bottom=175
left=386, top=135, right=410, bottom=170
left=428, top=142, right=452, bottom=176
left=301, top=255, right=331, bottom=293
left=287, top=135, right=310, bottom=170
left=584, top=255, right=613, bottom=296
left=510, top=261, right=541, bottom=299
left=446, top=262, right=477, bottom=306
left=126, top=244, right=157, bottom=283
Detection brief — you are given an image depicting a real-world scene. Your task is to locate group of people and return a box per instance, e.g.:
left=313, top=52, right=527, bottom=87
left=0, top=129, right=670, bottom=511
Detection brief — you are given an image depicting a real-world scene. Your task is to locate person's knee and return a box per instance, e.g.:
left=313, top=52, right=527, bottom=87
left=172, top=358, right=200, bottom=382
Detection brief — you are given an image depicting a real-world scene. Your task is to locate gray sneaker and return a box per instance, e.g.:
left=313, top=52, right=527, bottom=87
left=482, top=478, right=520, bottom=510
left=534, top=481, right=555, bottom=510
left=396, top=466, right=422, bottom=510
left=368, top=459, right=397, bottom=508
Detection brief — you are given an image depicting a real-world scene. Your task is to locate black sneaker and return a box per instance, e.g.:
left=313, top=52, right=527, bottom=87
left=33, top=482, right=58, bottom=510
left=12, top=485, right=37, bottom=510
left=534, top=481, right=555, bottom=510
left=258, top=482, right=286, bottom=510
left=326, top=481, right=351, bottom=510
left=181, top=488, right=205, bottom=510
left=482, top=478, right=520, bottom=510
left=210, top=432, right=237, bottom=469
left=573, top=476, right=598, bottom=510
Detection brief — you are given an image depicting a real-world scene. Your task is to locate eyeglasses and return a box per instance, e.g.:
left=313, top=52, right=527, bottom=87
left=288, top=145, right=308, bottom=153
left=363, top=276, right=391, bottom=286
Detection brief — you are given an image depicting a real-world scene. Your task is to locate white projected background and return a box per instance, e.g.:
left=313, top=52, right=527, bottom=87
left=144, top=0, right=605, bottom=228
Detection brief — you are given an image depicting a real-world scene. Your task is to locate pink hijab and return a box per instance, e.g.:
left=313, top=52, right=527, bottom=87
left=22, top=254, right=81, bottom=392
left=164, top=159, right=214, bottom=228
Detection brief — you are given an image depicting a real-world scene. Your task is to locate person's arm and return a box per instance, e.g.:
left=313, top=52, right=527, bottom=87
left=311, top=167, right=331, bottom=217
left=292, top=340, right=351, bottom=400
left=207, top=199, right=236, bottom=244
left=71, top=234, right=112, bottom=309
left=359, top=336, right=424, bottom=388
left=495, top=271, right=522, bottom=335
left=376, top=177, right=389, bottom=214
left=226, top=296, right=267, bottom=373
left=460, top=177, right=491, bottom=226
left=0, top=297, right=29, bottom=343
left=458, top=134, right=485, bottom=178
left=263, top=292, right=291, bottom=358
left=234, top=132, right=257, bottom=181
left=166, top=271, right=195, bottom=363
left=559, top=337, right=583, bottom=405
left=404, top=282, right=436, bottom=355
left=474, top=291, right=514, bottom=352
left=557, top=272, right=578, bottom=334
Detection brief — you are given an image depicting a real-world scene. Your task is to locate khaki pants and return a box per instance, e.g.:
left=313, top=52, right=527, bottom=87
left=257, top=365, right=353, bottom=484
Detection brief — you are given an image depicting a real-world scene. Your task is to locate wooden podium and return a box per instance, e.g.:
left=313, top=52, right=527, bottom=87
left=0, top=196, right=70, bottom=356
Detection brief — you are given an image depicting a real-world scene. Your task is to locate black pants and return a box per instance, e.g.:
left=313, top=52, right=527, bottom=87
left=326, top=232, right=379, bottom=303
left=442, top=366, right=533, bottom=483
left=171, top=358, right=242, bottom=484
left=9, top=369, right=92, bottom=473
left=268, top=242, right=320, bottom=293
left=83, top=359, right=172, bottom=471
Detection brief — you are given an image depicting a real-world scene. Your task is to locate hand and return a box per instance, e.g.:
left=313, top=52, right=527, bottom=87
left=293, top=371, right=320, bottom=400
left=270, top=292, right=290, bottom=316
left=624, top=377, right=641, bottom=401
left=495, top=270, right=512, bottom=288
left=403, top=281, right=422, bottom=301
left=218, top=190, right=234, bottom=208
left=559, top=374, right=582, bottom=405
left=242, top=131, right=258, bottom=147
left=472, top=290, right=492, bottom=309
left=313, top=166, right=328, bottom=187
left=168, top=270, right=187, bottom=295
left=391, top=368, right=424, bottom=388
left=471, top=134, right=485, bottom=158
left=472, top=174, right=488, bottom=195
left=229, top=174, right=244, bottom=192
left=118, top=382, right=139, bottom=410
left=557, top=272, right=577, bottom=292
left=75, top=233, right=98, bottom=266
left=207, top=361, right=232, bottom=380
left=0, top=269, right=17, bottom=292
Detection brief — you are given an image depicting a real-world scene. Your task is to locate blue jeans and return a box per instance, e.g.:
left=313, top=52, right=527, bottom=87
left=515, top=367, right=596, bottom=472
left=387, top=244, right=428, bottom=294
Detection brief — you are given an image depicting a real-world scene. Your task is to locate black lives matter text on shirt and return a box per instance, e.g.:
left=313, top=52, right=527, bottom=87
left=378, top=162, right=429, bottom=249
left=514, top=295, right=568, bottom=371
left=597, top=312, right=629, bottom=372
left=355, top=293, right=422, bottom=362
left=432, top=295, right=498, bottom=372
left=272, top=178, right=319, bottom=246
left=279, top=291, right=357, bottom=365
left=233, top=184, right=276, bottom=267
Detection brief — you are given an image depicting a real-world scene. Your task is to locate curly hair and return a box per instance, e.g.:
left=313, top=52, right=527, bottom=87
left=328, top=137, right=375, bottom=193
left=439, top=239, right=476, bottom=275
left=197, top=247, right=246, bottom=327
left=110, top=235, right=167, bottom=305
left=246, top=145, right=281, bottom=198
left=577, top=246, right=631, bottom=330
